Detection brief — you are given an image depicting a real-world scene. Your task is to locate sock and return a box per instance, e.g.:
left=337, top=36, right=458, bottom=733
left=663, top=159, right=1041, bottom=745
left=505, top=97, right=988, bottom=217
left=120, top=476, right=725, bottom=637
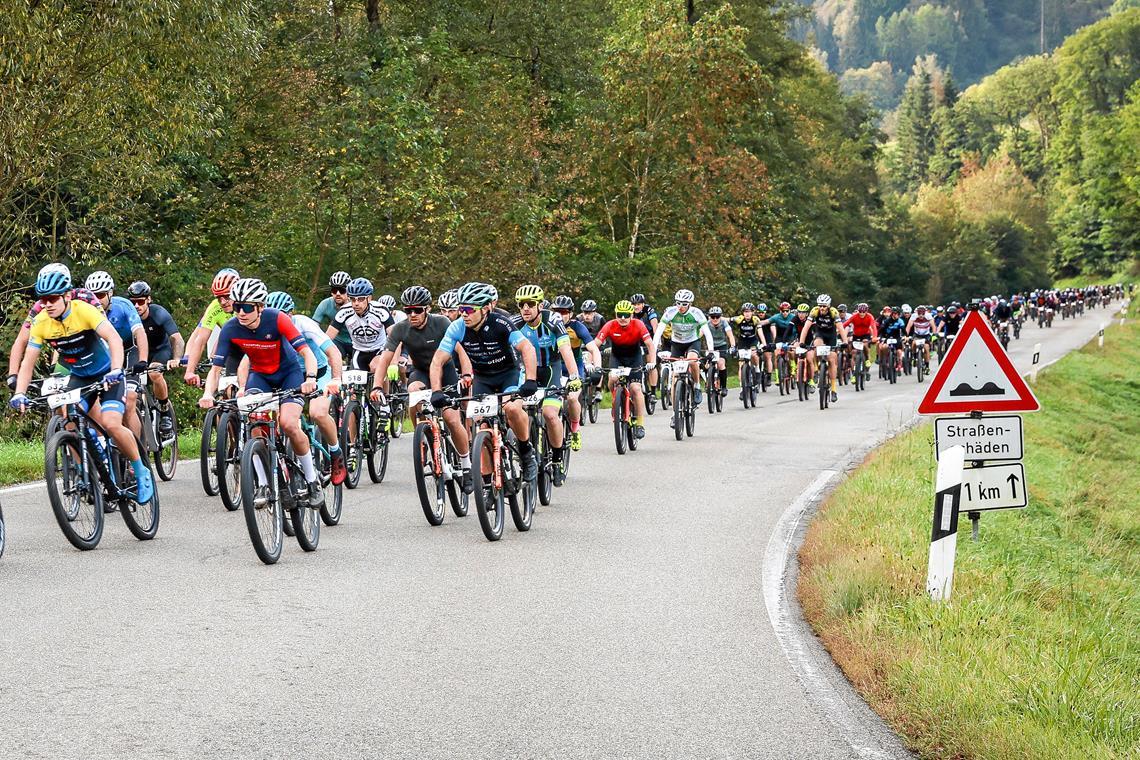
left=460, top=453, right=471, bottom=469
left=329, top=443, right=341, bottom=455
left=519, top=439, right=533, bottom=454
left=157, top=399, right=170, bottom=410
left=719, top=368, right=728, bottom=387
left=634, top=416, right=644, bottom=426
left=570, top=420, right=580, bottom=433
left=299, top=452, right=317, bottom=482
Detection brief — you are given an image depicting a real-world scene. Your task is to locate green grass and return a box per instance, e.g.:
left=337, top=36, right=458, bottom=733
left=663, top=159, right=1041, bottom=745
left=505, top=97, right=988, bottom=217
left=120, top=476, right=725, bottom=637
left=798, top=302, right=1139, bottom=759
left=1051, top=269, right=1136, bottom=290
left=0, top=429, right=203, bottom=486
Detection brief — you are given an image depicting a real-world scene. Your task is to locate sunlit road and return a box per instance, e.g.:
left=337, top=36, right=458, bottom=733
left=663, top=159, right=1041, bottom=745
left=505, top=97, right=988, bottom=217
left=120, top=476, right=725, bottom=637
left=0, top=306, right=1115, bottom=759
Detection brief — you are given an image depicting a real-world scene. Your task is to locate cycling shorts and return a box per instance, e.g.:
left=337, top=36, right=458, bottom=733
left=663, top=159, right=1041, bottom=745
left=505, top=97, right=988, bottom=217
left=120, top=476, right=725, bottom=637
left=68, top=372, right=126, bottom=416
left=409, top=363, right=459, bottom=390
left=351, top=349, right=379, bottom=371
left=670, top=339, right=701, bottom=357
left=536, top=365, right=564, bottom=409
left=812, top=331, right=839, bottom=348
left=473, top=367, right=523, bottom=397
left=736, top=336, right=758, bottom=350
left=246, top=365, right=305, bottom=406
left=608, top=354, right=646, bottom=384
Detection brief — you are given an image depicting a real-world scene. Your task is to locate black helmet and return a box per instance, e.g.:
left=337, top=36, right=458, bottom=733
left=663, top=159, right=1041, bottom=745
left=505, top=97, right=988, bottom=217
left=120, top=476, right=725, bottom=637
left=127, top=281, right=152, bottom=299
left=552, top=295, right=574, bottom=310
left=630, top=293, right=646, bottom=304
left=400, top=285, right=431, bottom=307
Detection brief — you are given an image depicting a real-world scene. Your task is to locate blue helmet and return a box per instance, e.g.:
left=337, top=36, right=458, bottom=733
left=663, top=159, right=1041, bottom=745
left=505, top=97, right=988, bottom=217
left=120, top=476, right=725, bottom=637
left=36, top=264, right=72, bottom=296
left=266, top=291, right=295, bottom=312
left=347, top=277, right=374, bottom=298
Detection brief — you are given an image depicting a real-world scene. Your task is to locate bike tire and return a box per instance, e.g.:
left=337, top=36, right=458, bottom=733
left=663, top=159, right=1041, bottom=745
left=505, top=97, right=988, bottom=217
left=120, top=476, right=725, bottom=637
left=613, top=387, right=628, bottom=455
left=536, top=418, right=552, bottom=507
left=445, top=441, right=467, bottom=517
left=314, top=426, right=343, bottom=527
left=472, top=430, right=504, bottom=541
left=199, top=409, right=220, bottom=496
left=510, top=444, right=535, bottom=532
left=45, top=430, right=104, bottom=550
left=217, top=410, right=243, bottom=512
left=672, top=382, right=684, bottom=441
left=390, top=400, right=404, bottom=439
left=240, top=437, right=284, bottom=564
left=588, top=392, right=599, bottom=424
left=153, top=410, right=178, bottom=481
left=706, top=368, right=716, bottom=415
left=646, top=385, right=656, bottom=415
left=367, top=440, right=388, bottom=484
left=414, top=422, right=446, bottom=526
left=339, top=400, right=364, bottom=489
left=112, top=437, right=161, bottom=541
left=685, top=393, right=695, bottom=438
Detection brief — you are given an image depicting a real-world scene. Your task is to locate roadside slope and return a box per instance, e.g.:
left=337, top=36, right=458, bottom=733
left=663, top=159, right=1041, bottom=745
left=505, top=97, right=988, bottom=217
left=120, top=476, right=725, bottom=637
left=798, top=305, right=1139, bottom=759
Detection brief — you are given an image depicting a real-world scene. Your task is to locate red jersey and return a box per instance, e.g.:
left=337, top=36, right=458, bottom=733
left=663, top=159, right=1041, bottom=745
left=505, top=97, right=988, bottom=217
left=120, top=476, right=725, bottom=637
left=843, top=312, right=878, bottom=339
left=596, top=318, right=650, bottom=355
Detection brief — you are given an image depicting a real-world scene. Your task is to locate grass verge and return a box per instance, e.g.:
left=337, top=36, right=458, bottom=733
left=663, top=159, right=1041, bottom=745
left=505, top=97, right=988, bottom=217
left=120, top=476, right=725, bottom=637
left=798, top=303, right=1139, bottom=759
left=0, top=430, right=202, bottom=487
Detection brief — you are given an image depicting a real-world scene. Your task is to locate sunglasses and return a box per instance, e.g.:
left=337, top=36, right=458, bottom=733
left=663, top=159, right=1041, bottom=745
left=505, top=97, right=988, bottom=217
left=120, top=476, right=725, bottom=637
left=458, top=305, right=479, bottom=315
left=41, top=294, right=65, bottom=304
left=405, top=306, right=428, bottom=315
left=518, top=300, right=539, bottom=309
left=218, top=295, right=234, bottom=303
left=616, top=313, right=632, bottom=319
left=330, top=287, right=346, bottom=295
left=553, top=308, right=571, bottom=316
left=234, top=302, right=259, bottom=314
left=130, top=298, right=148, bottom=306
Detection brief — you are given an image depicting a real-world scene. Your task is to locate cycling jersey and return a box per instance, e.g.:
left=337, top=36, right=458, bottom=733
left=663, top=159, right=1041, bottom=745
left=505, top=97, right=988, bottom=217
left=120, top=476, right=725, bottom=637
left=140, top=304, right=180, bottom=357
left=23, top=288, right=102, bottom=330
left=105, top=296, right=144, bottom=350
left=290, top=314, right=332, bottom=373
left=511, top=310, right=569, bottom=369
left=657, top=305, right=710, bottom=344
left=332, top=302, right=393, bottom=352
left=992, top=305, right=1013, bottom=321
left=385, top=314, right=452, bottom=373
left=578, top=312, right=603, bottom=337
left=438, top=312, right=527, bottom=376
left=843, top=313, right=878, bottom=339
left=634, top=306, right=658, bottom=335
left=764, top=312, right=798, bottom=343
left=28, top=300, right=112, bottom=378
left=808, top=306, right=840, bottom=334
left=563, top=318, right=594, bottom=359
left=212, top=308, right=307, bottom=376
left=909, top=314, right=934, bottom=336
left=881, top=318, right=906, bottom=340
left=731, top=315, right=761, bottom=344
left=707, top=319, right=733, bottom=349
left=595, top=318, right=650, bottom=359
left=789, top=315, right=811, bottom=343
left=198, top=299, right=232, bottom=331
left=942, top=314, right=963, bottom=336
left=313, top=296, right=352, bottom=349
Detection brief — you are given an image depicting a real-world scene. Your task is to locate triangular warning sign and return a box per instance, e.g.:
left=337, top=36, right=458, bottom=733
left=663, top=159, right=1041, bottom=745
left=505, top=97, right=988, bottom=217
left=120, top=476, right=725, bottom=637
left=918, top=310, right=1040, bottom=415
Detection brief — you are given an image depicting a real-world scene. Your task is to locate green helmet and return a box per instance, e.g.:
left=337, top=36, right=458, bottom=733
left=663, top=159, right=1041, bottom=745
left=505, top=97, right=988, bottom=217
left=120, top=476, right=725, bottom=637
left=456, top=281, right=497, bottom=307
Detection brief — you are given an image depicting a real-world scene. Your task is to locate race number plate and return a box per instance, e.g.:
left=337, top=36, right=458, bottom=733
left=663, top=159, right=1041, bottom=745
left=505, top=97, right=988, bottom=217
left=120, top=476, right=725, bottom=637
left=670, top=360, right=689, bottom=374
left=852, top=341, right=864, bottom=351
left=815, top=345, right=831, bottom=358
left=610, top=367, right=631, bottom=378
left=218, top=375, right=240, bottom=392
left=737, top=349, right=753, bottom=360
left=467, top=395, right=499, bottom=418
left=342, top=370, right=369, bottom=386
left=887, top=338, right=898, bottom=346
left=237, top=392, right=278, bottom=412
left=408, top=389, right=432, bottom=406
left=48, top=388, right=82, bottom=410
left=520, top=389, right=546, bottom=407
left=795, top=346, right=807, bottom=356
left=42, top=376, right=69, bottom=395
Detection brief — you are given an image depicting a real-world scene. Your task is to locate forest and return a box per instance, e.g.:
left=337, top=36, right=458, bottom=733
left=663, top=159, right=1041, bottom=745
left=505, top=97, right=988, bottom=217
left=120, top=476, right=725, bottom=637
left=1, top=0, right=1136, bottom=342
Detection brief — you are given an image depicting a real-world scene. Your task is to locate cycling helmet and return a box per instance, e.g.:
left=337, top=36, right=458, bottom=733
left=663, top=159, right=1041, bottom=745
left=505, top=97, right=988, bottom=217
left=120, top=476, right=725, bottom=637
left=674, top=289, right=695, bottom=305
left=890, top=306, right=901, bottom=315
left=708, top=306, right=723, bottom=317
left=552, top=295, right=574, bottom=310
left=438, top=289, right=459, bottom=309
left=266, top=291, right=295, bottom=312
left=35, top=265, right=72, bottom=296
left=936, top=305, right=945, bottom=312
left=916, top=305, right=927, bottom=314
left=837, top=303, right=847, bottom=312
left=212, top=268, right=240, bottom=297
left=779, top=301, right=791, bottom=310
left=816, top=294, right=831, bottom=307
left=857, top=303, right=869, bottom=312
left=630, top=293, right=646, bottom=304
left=329, top=271, right=351, bottom=288
left=230, top=278, right=268, bottom=304
left=456, top=281, right=496, bottom=307
left=999, top=298, right=1007, bottom=306
left=797, top=303, right=809, bottom=313
left=487, top=285, right=499, bottom=301
left=581, top=299, right=597, bottom=311
left=127, top=281, right=152, bottom=298
left=757, top=302, right=768, bottom=312
left=947, top=305, right=958, bottom=315
left=400, top=285, right=431, bottom=307
left=742, top=302, right=755, bottom=311
left=515, top=284, right=545, bottom=302
left=346, top=277, right=374, bottom=298
left=614, top=299, right=634, bottom=315
left=377, top=294, right=396, bottom=309
left=85, top=271, right=115, bottom=294
left=901, top=303, right=912, bottom=313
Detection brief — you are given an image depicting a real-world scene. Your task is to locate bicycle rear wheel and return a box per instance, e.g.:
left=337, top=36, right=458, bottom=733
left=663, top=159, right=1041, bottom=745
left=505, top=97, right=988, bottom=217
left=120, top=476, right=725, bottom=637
left=672, top=382, right=684, bottom=441
left=472, top=430, right=504, bottom=541
left=510, top=444, right=535, bottom=532
left=313, top=426, right=343, bottom=527
left=153, top=409, right=178, bottom=481
left=240, top=438, right=283, bottom=564
left=199, top=409, right=220, bottom=496
left=613, top=386, right=628, bottom=455
left=217, top=410, right=243, bottom=511
left=367, top=406, right=388, bottom=483
left=413, top=422, right=446, bottom=526
left=536, top=418, right=552, bottom=507
left=112, top=438, right=161, bottom=540
left=45, top=430, right=104, bottom=550
left=289, top=457, right=320, bottom=552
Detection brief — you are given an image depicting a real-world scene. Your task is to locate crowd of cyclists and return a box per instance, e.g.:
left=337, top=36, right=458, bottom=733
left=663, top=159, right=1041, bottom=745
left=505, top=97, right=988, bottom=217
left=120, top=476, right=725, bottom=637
left=3, top=261, right=1130, bottom=560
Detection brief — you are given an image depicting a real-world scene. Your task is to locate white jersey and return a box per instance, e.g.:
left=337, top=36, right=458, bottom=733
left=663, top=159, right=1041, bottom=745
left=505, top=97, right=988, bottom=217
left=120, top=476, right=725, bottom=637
left=332, top=302, right=392, bottom=352
left=655, top=305, right=712, bottom=345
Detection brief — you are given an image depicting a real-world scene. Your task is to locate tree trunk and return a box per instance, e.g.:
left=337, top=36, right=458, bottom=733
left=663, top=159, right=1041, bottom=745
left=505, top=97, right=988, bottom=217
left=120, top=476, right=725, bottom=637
left=366, top=0, right=380, bottom=32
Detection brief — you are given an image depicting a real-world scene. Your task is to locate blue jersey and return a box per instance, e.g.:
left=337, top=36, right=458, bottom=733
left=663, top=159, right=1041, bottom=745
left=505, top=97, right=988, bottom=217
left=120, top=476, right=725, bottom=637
left=510, top=310, right=569, bottom=369
left=106, top=295, right=143, bottom=349
left=438, top=312, right=527, bottom=375
left=290, top=314, right=331, bottom=373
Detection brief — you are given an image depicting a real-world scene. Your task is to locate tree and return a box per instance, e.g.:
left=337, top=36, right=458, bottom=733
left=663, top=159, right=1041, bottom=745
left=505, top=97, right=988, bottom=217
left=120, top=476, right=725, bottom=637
left=892, top=67, right=936, bottom=191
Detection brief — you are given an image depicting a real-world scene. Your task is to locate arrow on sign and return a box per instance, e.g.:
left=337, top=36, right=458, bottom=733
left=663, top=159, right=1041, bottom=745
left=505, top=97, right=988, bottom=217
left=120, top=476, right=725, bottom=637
left=1006, top=473, right=1019, bottom=499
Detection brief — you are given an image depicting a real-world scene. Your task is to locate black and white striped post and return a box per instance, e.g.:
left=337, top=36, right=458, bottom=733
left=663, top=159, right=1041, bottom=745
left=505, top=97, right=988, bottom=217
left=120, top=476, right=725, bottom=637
left=927, top=444, right=965, bottom=602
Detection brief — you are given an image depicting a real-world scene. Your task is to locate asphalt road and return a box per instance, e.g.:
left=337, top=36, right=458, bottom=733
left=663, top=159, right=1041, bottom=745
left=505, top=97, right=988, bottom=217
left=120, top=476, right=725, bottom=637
left=0, top=305, right=1116, bottom=759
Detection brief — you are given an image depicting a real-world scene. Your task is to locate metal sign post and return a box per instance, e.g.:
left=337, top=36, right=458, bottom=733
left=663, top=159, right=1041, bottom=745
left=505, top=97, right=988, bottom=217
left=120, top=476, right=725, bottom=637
left=927, top=445, right=965, bottom=602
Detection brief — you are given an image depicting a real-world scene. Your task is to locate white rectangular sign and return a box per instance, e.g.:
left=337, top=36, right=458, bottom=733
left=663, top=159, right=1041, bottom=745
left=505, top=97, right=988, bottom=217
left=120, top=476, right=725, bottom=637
left=961, top=462, right=1028, bottom=512
left=935, top=415, right=1023, bottom=461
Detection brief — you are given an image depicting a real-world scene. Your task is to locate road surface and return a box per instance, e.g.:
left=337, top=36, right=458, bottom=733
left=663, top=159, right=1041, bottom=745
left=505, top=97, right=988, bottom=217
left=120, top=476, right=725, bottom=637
left=0, top=306, right=1115, bottom=759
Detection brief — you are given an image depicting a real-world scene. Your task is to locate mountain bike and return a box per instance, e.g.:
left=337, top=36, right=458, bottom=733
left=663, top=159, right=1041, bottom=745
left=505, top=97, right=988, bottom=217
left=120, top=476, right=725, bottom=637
left=609, top=366, right=645, bottom=455
left=658, top=354, right=673, bottom=411
left=737, top=348, right=759, bottom=408
left=776, top=344, right=793, bottom=396
left=409, top=387, right=469, bottom=526
left=668, top=356, right=705, bottom=441
left=997, top=321, right=1011, bottom=350
left=524, top=383, right=573, bottom=507
left=850, top=338, right=869, bottom=392
left=795, top=346, right=811, bottom=401
left=913, top=336, right=930, bottom=382
left=815, top=344, right=833, bottom=410
left=301, top=401, right=343, bottom=527
left=32, top=380, right=161, bottom=550
left=883, top=338, right=899, bottom=384
left=583, top=370, right=602, bottom=424
left=465, top=392, right=536, bottom=541
left=705, top=351, right=724, bottom=414
left=237, top=389, right=321, bottom=564
left=339, top=369, right=388, bottom=488
left=387, top=372, right=407, bottom=439
left=200, top=374, right=240, bottom=498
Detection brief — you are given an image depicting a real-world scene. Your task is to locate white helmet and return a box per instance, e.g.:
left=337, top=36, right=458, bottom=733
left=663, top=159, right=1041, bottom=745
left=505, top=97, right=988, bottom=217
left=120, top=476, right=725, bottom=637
left=816, top=293, right=831, bottom=307
left=85, top=270, right=115, bottom=294
left=230, top=277, right=268, bottom=304
left=39, top=262, right=72, bottom=281
left=674, top=289, right=695, bottom=305
left=902, top=303, right=912, bottom=313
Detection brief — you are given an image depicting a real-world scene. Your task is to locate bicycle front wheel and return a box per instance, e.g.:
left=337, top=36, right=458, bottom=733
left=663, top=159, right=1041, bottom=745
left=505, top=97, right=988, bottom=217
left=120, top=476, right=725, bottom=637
left=612, top=386, right=628, bottom=455
left=472, top=430, right=504, bottom=541
left=413, top=422, right=446, bottom=526
left=199, top=409, right=220, bottom=496
left=217, top=410, right=244, bottom=511
left=45, top=430, right=104, bottom=551
left=240, top=438, right=283, bottom=565
left=672, top=382, right=685, bottom=441
left=339, top=399, right=364, bottom=489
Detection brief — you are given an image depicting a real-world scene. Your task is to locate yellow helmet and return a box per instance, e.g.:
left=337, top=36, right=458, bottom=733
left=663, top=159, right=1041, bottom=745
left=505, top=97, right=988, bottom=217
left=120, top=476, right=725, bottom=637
left=614, top=299, right=634, bottom=315
left=515, top=284, right=544, bottom=302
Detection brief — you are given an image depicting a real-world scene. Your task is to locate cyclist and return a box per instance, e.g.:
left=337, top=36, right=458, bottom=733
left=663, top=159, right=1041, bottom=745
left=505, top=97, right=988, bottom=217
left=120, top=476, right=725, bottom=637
left=511, top=285, right=582, bottom=485
left=842, top=303, right=878, bottom=369
left=706, top=306, right=735, bottom=398
left=85, top=271, right=149, bottom=438
left=551, top=295, right=602, bottom=452
left=184, top=268, right=241, bottom=387
left=595, top=300, right=657, bottom=439
left=788, top=303, right=814, bottom=388
left=577, top=300, right=604, bottom=337
left=377, top=294, right=406, bottom=325
left=731, top=303, right=765, bottom=397
left=312, top=271, right=354, bottom=360
left=760, top=301, right=797, bottom=383
left=653, top=289, right=715, bottom=409
left=200, top=278, right=325, bottom=507
left=430, top=281, right=540, bottom=483
left=266, top=291, right=347, bottom=486
left=631, top=294, right=659, bottom=393
left=127, top=280, right=184, bottom=437
left=326, top=277, right=395, bottom=372
left=10, top=266, right=155, bottom=504
left=438, top=289, right=460, bottom=321
left=371, top=285, right=474, bottom=492
left=880, top=307, right=907, bottom=372
left=941, top=304, right=963, bottom=340
left=906, top=305, right=935, bottom=370
left=7, top=264, right=102, bottom=390
left=799, top=294, right=848, bottom=403
left=991, top=298, right=1013, bottom=328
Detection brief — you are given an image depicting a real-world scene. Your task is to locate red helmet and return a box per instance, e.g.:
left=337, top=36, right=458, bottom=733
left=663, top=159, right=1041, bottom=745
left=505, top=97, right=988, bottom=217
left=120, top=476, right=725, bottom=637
left=211, top=268, right=240, bottom=297
left=779, top=301, right=791, bottom=310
